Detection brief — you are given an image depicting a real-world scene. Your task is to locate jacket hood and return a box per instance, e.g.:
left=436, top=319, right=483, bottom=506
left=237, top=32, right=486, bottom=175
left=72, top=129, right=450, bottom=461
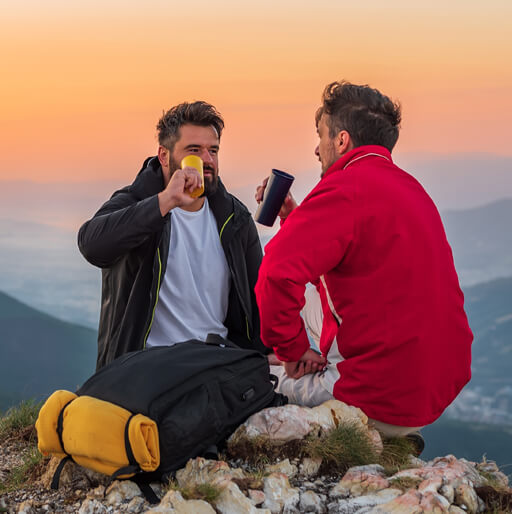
left=130, top=156, right=165, bottom=200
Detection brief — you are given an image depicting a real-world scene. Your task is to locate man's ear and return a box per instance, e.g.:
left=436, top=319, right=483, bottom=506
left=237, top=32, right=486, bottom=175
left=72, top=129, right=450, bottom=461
left=334, top=130, right=353, bottom=157
left=158, top=146, right=170, bottom=171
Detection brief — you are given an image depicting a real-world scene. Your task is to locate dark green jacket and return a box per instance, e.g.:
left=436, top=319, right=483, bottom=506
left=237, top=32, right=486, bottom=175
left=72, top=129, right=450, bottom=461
left=78, top=157, right=265, bottom=369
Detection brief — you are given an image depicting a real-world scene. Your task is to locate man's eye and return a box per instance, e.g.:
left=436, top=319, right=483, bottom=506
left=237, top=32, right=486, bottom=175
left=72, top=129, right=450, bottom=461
left=210, top=149, right=218, bottom=155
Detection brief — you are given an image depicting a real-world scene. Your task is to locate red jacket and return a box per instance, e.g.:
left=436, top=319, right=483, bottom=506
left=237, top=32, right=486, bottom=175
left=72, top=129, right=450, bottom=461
left=255, top=145, right=473, bottom=426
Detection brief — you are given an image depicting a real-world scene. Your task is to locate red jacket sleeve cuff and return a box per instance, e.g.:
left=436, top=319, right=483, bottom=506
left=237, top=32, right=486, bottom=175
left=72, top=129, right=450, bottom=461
left=271, top=330, right=311, bottom=362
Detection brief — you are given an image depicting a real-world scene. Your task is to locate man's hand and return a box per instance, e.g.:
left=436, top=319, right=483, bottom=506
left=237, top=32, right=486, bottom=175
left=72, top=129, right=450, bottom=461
left=158, top=167, right=203, bottom=216
left=283, top=348, right=327, bottom=379
left=255, top=176, right=298, bottom=220
left=267, top=353, right=282, bottom=366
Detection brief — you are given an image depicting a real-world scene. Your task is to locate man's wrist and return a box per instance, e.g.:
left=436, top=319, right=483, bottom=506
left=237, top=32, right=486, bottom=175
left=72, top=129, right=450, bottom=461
left=158, top=191, right=178, bottom=216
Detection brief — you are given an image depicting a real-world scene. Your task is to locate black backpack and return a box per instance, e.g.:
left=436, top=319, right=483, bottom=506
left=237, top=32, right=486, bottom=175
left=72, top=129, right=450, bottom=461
left=75, top=334, right=287, bottom=484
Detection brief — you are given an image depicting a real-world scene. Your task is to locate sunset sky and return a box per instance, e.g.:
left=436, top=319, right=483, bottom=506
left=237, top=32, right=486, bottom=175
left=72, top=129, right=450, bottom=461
left=1, top=0, right=511, bottom=194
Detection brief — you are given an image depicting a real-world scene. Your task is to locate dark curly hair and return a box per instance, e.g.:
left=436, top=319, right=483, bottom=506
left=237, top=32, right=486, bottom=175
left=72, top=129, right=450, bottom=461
left=157, top=101, right=225, bottom=151
left=316, top=81, right=401, bottom=152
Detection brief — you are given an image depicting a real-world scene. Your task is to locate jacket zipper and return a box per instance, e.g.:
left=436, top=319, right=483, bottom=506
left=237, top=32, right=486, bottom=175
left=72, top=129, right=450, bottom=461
left=143, top=248, right=162, bottom=348
left=245, top=317, right=251, bottom=341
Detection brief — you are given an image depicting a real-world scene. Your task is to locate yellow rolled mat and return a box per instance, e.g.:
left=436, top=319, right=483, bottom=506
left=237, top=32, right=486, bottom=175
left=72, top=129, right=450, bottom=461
left=36, top=390, right=159, bottom=477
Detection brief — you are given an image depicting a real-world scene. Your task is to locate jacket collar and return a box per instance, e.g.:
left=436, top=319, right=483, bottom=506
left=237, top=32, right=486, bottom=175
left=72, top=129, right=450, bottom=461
left=323, top=145, right=393, bottom=180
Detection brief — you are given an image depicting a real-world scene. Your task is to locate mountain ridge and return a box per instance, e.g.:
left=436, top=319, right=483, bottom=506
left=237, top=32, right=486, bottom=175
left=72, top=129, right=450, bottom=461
left=0, top=291, right=96, bottom=413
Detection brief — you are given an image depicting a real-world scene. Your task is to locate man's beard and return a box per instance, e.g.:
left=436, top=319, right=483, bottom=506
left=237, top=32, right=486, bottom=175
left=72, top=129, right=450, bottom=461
left=169, top=156, right=219, bottom=197
left=202, top=164, right=219, bottom=197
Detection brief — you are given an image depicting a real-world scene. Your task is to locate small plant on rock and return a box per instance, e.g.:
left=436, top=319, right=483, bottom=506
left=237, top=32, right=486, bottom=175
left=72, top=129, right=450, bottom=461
left=0, top=400, right=42, bottom=442
left=166, top=478, right=222, bottom=503
left=0, top=399, right=46, bottom=494
left=305, top=421, right=381, bottom=473
left=379, top=436, right=418, bottom=474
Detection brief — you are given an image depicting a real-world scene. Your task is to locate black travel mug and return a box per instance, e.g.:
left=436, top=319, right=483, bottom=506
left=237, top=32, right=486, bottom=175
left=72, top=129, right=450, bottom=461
left=254, top=169, right=295, bottom=227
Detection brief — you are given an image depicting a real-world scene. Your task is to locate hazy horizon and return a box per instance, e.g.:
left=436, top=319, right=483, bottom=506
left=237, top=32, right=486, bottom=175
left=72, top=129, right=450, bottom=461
left=1, top=151, right=511, bottom=232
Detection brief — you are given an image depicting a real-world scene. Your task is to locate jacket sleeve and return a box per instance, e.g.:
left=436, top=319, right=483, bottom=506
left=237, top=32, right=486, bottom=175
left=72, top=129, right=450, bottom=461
left=255, top=180, right=356, bottom=362
left=77, top=188, right=166, bottom=268
left=244, top=216, right=266, bottom=352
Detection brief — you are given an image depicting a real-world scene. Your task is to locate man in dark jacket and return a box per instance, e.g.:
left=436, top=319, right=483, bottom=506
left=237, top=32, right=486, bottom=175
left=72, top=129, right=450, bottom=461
left=78, top=101, right=265, bottom=369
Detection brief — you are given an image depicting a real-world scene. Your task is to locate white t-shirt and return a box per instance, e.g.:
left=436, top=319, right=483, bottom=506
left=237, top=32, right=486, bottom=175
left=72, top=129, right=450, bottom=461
left=146, top=198, right=231, bottom=347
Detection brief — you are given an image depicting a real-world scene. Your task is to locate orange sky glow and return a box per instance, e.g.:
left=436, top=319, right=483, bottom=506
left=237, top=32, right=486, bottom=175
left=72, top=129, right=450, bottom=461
left=1, top=0, right=511, bottom=189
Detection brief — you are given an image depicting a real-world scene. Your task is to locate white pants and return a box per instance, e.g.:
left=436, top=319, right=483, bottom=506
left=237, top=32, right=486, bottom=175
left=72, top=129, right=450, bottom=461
left=270, top=287, right=423, bottom=438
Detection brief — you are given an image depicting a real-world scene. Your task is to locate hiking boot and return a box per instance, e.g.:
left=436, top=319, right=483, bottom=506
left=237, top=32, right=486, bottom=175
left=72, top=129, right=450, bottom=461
left=406, top=431, right=425, bottom=456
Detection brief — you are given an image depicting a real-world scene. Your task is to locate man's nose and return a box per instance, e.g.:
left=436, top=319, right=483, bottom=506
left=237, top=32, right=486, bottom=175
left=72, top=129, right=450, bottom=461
left=314, top=145, right=320, bottom=157
left=202, top=149, right=214, bottom=164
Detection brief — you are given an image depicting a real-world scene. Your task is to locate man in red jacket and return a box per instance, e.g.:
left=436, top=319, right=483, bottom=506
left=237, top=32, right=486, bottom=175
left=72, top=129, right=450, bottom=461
left=255, top=81, right=473, bottom=441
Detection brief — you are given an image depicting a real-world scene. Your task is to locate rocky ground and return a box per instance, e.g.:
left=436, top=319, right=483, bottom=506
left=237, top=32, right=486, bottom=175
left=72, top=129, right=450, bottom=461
left=1, top=400, right=512, bottom=513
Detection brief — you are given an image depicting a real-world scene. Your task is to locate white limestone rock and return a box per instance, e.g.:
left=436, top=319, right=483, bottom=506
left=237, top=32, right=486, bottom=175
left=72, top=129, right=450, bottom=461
left=105, top=480, right=142, bottom=505
left=368, top=427, right=384, bottom=453
left=299, top=457, right=322, bottom=478
left=145, top=489, right=216, bottom=513
left=40, top=457, right=109, bottom=490
left=175, top=457, right=245, bottom=488
left=310, top=399, right=368, bottom=432
left=417, top=475, right=443, bottom=495
left=126, top=496, right=146, bottom=513
left=448, top=506, right=467, bottom=513
left=330, top=465, right=389, bottom=498
left=299, top=490, right=324, bottom=513
left=86, top=485, right=106, bottom=500
left=248, top=488, right=266, bottom=506
left=454, top=481, right=479, bottom=514
left=439, top=484, right=455, bottom=504
left=78, top=499, right=108, bottom=514
left=262, top=473, right=300, bottom=514
left=265, top=458, right=298, bottom=478
left=16, top=501, right=36, bottom=514
left=366, top=489, right=424, bottom=513
left=230, top=399, right=376, bottom=446
left=328, top=488, right=404, bottom=513
left=213, top=478, right=271, bottom=514
left=237, top=404, right=316, bottom=442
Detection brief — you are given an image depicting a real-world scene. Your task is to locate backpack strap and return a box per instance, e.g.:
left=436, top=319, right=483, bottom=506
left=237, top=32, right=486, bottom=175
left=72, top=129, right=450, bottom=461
left=205, top=333, right=239, bottom=348
left=50, top=398, right=76, bottom=490
left=201, top=444, right=219, bottom=460
left=269, top=373, right=279, bottom=390
left=110, top=414, right=160, bottom=504
left=138, top=482, right=161, bottom=504
left=110, top=413, right=141, bottom=480
left=50, top=456, right=72, bottom=490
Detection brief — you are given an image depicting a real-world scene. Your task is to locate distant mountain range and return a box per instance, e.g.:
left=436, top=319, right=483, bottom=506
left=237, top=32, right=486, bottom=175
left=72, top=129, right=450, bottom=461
left=0, top=291, right=96, bottom=413
left=1, top=198, right=511, bottom=328
left=464, top=276, right=512, bottom=392
left=442, top=198, right=512, bottom=286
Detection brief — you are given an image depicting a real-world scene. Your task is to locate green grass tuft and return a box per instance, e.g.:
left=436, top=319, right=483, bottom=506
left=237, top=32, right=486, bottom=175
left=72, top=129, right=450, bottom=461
left=193, top=483, right=222, bottom=503
left=166, top=479, right=222, bottom=503
left=379, top=436, right=418, bottom=475
left=304, top=421, right=380, bottom=473
left=229, top=421, right=420, bottom=476
left=0, top=400, right=42, bottom=442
